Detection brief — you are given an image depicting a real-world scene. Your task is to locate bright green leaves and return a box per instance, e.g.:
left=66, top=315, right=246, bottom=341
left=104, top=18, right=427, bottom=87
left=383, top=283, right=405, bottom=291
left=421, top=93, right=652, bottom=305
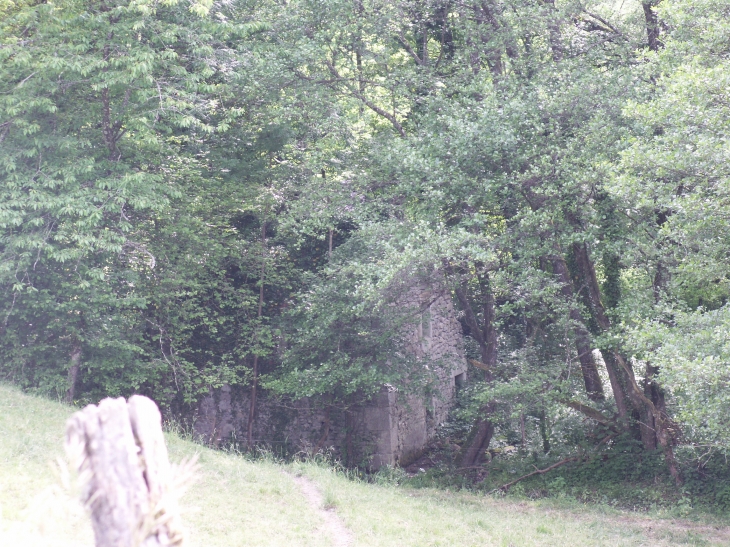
left=616, top=0, right=730, bottom=314
left=2, top=0, right=730, bottom=464
left=266, top=229, right=430, bottom=403
left=0, top=0, right=270, bottom=402
left=629, top=306, right=730, bottom=446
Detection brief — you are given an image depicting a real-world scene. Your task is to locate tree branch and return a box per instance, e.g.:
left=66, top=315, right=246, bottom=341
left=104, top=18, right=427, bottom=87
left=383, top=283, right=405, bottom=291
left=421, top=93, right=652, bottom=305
left=579, top=9, right=625, bottom=38
left=324, top=58, right=406, bottom=137
left=396, top=33, right=423, bottom=65
left=563, top=400, right=619, bottom=430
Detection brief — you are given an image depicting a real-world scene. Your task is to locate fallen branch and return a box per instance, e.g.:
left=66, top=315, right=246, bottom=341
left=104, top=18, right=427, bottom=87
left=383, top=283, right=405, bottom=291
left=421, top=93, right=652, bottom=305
left=487, top=457, right=579, bottom=495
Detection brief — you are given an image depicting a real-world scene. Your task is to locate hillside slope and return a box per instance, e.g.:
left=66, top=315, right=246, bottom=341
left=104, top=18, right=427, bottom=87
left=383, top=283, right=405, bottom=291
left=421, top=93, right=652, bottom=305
left=0, top=384, right=326, bottom=547
left=1, top=384, right=727, bottom=546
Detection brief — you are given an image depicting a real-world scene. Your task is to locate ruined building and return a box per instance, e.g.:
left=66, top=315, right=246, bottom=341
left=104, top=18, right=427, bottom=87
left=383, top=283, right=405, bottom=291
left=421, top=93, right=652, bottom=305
left=193, top=283, right=467, bottom=469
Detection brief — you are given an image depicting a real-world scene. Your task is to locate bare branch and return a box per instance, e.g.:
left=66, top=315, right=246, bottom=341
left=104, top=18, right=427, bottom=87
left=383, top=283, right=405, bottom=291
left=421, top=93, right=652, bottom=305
left=488, top=457, right=579, bottom=494
left=563, top=400, right=619, bottom=430
left=324, top=58, right=406, bottom=137
left=396, top=32, right=423, bottom=65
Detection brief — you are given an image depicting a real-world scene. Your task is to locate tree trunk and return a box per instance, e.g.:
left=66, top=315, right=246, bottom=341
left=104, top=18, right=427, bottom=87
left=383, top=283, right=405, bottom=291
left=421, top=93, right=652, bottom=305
left=246, top=354, right=259, bottom=449
left=551, top=256, right=605, bottom=401
left=543, top=0, right=564, bottom=62
left=474, top=2, right=503, bottom=78
left=571, top=243, right=630, bottom=417
left=601, top=350, right=630, bottom=420
left=66, top=342, right=82, bottom=404
left=642, top=0, right=663, bottom=52
left=570, top=242, right=680, bottom=466
left=538, top=410, right=551, bottom=453
left=451, top=269, right=498, bottom=468
left=315, top=396, right=332, bottom=451
left=460, top=415, right=494, bottom=467
left=247, top=221, right=267, bottom=449
left=520, top=412, right=526, bottom=449
left=65, top=396, right=187, bottom=547
left=613, top=352, right=683, bottom=486
left=345, top=404, right=355, bottom=467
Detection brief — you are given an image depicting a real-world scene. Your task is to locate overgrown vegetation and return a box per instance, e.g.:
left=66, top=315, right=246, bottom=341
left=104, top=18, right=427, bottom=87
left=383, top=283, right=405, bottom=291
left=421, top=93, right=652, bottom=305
left=3, top=0, right=730, bottom=508
left=383, top=431, right=730, bottom=516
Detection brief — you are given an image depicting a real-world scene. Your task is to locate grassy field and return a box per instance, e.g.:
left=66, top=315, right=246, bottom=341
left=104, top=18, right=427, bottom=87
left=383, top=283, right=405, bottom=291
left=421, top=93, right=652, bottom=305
left=1, top=384, right=728, bottom=546
left=0, top=384, right=326, bottom=547
left=296, top=463, right=730, bottom=546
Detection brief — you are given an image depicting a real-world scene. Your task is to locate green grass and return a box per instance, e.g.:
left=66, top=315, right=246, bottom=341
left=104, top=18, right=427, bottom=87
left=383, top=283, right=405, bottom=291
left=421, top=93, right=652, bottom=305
left=0, top=384, right=326, bottom=547
left=295, top=462, right=730, bottom=546
left=1, top=383, right=729, bottom=546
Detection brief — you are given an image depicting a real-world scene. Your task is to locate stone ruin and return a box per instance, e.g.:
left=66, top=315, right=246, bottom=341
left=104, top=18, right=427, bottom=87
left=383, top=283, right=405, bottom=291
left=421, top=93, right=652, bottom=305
left=192, top=282, right=467, bottom=469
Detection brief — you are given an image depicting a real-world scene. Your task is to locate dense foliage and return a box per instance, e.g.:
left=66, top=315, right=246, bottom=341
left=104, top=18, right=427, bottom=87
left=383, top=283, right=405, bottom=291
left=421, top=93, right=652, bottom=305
left=3, top=0, right=730, bottom=497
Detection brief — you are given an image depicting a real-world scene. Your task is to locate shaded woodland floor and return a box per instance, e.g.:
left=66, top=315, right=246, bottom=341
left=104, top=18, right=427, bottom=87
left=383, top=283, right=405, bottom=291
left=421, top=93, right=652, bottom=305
left=1, top=383, right=728, bottom=546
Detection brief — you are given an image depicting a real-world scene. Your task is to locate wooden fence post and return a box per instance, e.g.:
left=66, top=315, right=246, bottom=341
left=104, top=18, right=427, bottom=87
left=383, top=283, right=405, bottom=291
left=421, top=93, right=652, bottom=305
left=65, top=395, right=186, bottom=547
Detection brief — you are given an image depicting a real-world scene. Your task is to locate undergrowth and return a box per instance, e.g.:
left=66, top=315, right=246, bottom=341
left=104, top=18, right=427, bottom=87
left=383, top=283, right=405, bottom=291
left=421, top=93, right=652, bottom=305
left=368, top=434, right=730, bottom=521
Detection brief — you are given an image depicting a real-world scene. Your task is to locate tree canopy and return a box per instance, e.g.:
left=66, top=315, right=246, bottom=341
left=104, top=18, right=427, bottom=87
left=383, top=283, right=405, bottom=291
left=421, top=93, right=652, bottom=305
left=3, top=0, right=730, bottom=495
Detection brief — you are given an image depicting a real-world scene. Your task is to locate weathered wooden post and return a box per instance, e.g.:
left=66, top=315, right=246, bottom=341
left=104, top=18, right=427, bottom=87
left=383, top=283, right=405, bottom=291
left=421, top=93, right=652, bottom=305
left=65, top=395, right=186, bottom=547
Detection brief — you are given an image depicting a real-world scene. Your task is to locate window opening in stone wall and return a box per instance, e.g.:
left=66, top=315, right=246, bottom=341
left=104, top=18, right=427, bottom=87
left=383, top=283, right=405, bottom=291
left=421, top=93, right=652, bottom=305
left=454, top=372, right=466, bottom=391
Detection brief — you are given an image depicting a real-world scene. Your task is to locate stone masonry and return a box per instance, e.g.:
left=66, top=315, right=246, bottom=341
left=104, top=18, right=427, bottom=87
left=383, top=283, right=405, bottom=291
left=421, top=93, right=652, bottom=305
left=192, top=282, right=467, bottom=469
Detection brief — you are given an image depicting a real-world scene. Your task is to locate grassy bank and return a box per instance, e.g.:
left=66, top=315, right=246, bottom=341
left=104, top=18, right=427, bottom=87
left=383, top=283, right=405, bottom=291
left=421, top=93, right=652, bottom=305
left=0, top=384, right=326, bottom=547
left=1, top=384, right=728, bottom=546
left=295, top=462, right=730, bottom=546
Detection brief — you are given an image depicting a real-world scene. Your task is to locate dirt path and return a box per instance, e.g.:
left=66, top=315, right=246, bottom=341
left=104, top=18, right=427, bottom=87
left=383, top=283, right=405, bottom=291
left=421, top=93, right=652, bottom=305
left=290, top=474, right=354, bottom=547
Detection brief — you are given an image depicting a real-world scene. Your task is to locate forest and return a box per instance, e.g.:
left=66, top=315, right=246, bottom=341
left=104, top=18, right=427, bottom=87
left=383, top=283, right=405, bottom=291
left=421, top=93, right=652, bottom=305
left=2, top=0, right=730, bottom=506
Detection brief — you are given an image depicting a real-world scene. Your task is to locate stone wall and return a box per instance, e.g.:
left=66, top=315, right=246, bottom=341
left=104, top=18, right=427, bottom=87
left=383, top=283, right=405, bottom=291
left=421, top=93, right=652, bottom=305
left=191, top=282, right=467, bottom=469
left=368, top=285, right=467, bottom=467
